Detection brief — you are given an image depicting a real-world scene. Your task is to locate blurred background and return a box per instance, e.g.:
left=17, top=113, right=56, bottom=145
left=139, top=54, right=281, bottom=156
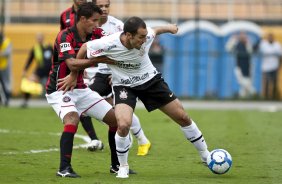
left=1, top=0, right=282, bottom=103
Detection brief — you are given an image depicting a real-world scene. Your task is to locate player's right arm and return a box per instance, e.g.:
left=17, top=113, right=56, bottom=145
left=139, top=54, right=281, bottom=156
left=70, top=43, right=114, bottom=71
left=58, top=37, right=114, bottom=92
left=77, top=40, right=114, bottom=65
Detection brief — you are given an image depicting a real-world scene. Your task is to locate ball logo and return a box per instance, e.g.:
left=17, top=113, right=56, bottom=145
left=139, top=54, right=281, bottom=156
left=60, top=42, right=71, bottom=52
left=119, top=89, right=128, bottom=100
left=207, top=149, right=232, bottom=174
left=62, top=96, right=71, bottom=103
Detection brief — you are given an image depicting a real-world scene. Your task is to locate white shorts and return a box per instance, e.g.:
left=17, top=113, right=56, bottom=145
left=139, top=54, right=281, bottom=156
left=84, top=67, right=98, bottom=86
left=45, top=88, right=112, bottom=122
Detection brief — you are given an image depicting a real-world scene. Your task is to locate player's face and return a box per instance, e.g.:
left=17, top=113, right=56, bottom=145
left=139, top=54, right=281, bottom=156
left=129, top=27, right=148, bottom=50
left=84, top=13, right=101, bottom=34
left=96, top=0, right=110, bottom=19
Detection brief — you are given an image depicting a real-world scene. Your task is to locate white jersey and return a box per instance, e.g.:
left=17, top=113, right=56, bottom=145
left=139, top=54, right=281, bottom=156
left=259, top=40, right=282, bottom=72
left=87, top=27, right=158, bottom=87
left=97, top=16, right=124, bottom=75
left=85, top=16, right=123, bottom=80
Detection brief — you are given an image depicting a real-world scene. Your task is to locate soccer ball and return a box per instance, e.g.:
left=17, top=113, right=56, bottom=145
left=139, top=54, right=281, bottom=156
left=87, top=140, right=104, bottom=151
left=207, top=149, right=232, bottom=174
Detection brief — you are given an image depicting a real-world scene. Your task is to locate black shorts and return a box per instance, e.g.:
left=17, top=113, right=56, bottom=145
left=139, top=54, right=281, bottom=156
left=89, top=73, right=112, bottom=97
left=113, top=74, right=177, bottom=112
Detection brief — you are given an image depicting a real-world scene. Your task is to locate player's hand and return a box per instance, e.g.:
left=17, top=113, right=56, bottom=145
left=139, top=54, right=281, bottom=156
left=57, top=72, right=78, bottom=94
left=169, top=24, right=178, bottom=34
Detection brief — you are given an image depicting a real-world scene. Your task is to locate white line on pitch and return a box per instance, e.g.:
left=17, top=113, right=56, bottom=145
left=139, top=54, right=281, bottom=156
left=0, top=129, right=92, bottom=155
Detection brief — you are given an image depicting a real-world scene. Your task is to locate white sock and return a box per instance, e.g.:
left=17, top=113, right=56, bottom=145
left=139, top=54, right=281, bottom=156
left=115, top=133, right=130, bottom=166
left=181, top=120, right=209, bottom=160
left=130, top=113, right=149, bottom=145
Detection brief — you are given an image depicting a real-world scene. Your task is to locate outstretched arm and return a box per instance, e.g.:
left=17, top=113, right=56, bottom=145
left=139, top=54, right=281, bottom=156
left=153, top=24, right=178, bottom=35
left=58, top=43, right=115, bottom=93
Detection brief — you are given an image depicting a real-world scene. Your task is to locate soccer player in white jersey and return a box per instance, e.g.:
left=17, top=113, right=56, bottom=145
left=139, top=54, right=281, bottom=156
left=84, top=0, right=151, bottom=163
left=61, top=16, right=210, bottom=179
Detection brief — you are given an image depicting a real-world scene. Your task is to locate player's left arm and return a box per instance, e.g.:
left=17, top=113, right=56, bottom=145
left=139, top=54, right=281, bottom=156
left=153, top=24, right=178, bottom=35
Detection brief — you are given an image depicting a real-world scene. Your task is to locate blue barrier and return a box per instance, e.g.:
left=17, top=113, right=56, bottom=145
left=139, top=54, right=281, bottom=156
left=150, top=20, right=262, bottom=99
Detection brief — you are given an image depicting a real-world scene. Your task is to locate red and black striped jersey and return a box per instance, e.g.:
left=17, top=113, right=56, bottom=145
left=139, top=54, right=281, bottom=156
left=60, top=6, right=76, bottom=30
left=46, top=26, right=105, bottom=94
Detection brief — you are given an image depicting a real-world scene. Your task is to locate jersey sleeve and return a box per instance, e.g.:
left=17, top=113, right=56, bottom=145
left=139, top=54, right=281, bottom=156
left=56, top=31, right=76, bottom=61
left=86, top=38, right=107, bottom=58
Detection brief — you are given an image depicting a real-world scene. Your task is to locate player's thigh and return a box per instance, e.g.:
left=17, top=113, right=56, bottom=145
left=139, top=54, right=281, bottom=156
left=113, top=86, right=136, bottom=129
left=77, top=89, right=113, bottom=121
left=46, top=91, right=79, bottom=122
left=115, top=103, right=134, bottom=128
left=101, top=108, right=117, bottom=127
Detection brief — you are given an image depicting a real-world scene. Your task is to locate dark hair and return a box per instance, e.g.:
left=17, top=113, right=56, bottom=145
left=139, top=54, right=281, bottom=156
left=77, top=2, right=102, bottom=20
left=124, top=16, right=146, bottom=36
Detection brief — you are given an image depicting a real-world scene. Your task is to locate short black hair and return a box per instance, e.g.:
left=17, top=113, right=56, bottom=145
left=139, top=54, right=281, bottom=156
left=124, top=16, right=146, bottom=36
left=77, top=2, right=102, bottom=20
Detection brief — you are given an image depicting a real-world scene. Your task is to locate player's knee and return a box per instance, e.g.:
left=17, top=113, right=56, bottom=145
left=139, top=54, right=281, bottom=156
left=176, top=112, right=191, bottom=126
left=63, top=111, right=80, bottom=125
left=117, top=123, right=130, bottom=136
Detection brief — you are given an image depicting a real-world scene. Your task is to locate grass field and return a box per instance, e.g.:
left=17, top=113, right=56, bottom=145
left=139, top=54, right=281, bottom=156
left=0, top=107, right=282, bottom=184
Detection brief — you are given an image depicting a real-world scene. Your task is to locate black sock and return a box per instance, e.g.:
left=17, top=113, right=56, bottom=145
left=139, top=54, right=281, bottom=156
left=108, top=127, right=119, bottom=167
left=60, top=132, right=74, bottom=170
left=80, top=116, right=98, bottom=140
left=60, top=124, right=77, bottom=170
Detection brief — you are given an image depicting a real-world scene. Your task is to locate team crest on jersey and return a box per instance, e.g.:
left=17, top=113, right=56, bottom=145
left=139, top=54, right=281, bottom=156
left=119, top=89, right=128, bottom=100
left=60, top=42, right=71, bottom=52
left=63, top=96, right=71, bottom=103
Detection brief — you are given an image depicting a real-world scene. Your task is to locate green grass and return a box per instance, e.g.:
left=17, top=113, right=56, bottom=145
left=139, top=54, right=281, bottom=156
left=0, top=107, right=282, bottom=184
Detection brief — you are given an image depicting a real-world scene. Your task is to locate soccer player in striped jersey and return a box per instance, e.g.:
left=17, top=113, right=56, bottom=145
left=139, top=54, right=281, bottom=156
left=60, top=0, right=103, bottom=152
left=46, top=3, right=122, bottom=178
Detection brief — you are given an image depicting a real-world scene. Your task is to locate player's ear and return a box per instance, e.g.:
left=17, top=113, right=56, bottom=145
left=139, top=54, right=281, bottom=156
left=125, top=32, right=133, bottom=39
